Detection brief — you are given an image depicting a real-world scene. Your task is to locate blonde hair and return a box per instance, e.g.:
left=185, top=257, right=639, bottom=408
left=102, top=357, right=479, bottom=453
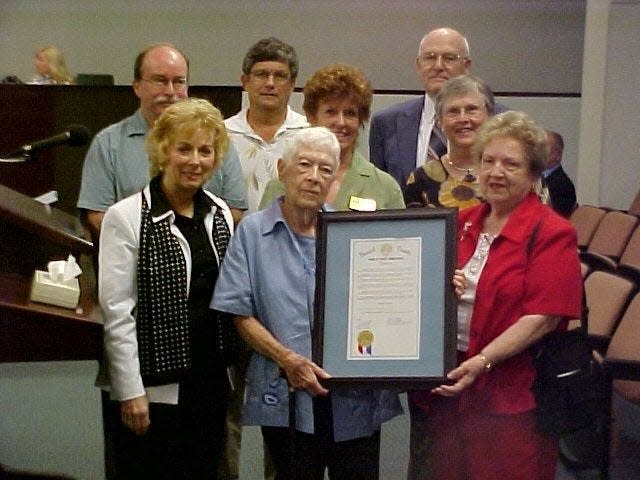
left=36, top=46, right=74, bottom=84
left=146, top=98, right=229, bottom=178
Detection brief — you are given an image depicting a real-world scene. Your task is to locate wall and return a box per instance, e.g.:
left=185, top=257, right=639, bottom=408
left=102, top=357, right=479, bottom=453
left=600, top=2, right=640, bottom=209
left=2, top=0, right=584, bottom=93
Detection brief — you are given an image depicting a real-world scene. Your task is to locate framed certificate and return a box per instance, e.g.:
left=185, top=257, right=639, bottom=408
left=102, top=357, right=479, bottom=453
left=313, top=208, right=458, bottom=389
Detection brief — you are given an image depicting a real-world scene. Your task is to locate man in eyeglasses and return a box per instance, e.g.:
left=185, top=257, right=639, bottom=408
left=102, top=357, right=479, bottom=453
left=369, top=28, right=473, bottom=190
left=224, top=37, right=307, bottom=215
left=220, top=37, right=307, bottom=480
left=78, top=43, right=247, bottom=241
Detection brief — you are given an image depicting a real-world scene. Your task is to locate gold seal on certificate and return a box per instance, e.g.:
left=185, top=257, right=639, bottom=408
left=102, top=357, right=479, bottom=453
left=379, top=242, right=392, bottom=256
left=357, top=329, right=374, bottom=355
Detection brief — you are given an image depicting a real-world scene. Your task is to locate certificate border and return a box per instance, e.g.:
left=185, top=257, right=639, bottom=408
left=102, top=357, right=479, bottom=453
left=313, top=208, right=458, bottom=389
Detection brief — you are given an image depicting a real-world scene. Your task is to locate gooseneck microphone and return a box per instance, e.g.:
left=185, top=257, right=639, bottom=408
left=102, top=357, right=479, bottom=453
left=3, top=125, right=92, bottom=159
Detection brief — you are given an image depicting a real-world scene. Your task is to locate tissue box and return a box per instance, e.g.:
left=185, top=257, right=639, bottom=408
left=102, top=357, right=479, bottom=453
left=30, top=270, right=80, bottom=309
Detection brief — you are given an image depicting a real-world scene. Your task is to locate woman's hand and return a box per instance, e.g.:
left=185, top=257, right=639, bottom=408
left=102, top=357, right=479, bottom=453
left=234, top=316, right=331, bottom=397
left=281, top=350, right=331, bottom=397
left=120, top=395, right=150, bottom=435
left=431, top=354, right=488, bottom=397
left=452, top=269, right=466, bottom=298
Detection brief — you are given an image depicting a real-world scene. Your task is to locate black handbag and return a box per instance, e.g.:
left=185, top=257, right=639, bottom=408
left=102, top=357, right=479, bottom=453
left=527, top=220, right=608, bottom=436
left=531, top=323, right=608, bottom=436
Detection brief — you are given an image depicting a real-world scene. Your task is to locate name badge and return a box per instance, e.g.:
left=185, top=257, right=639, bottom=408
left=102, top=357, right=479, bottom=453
left=349, top=196, right=377, bottom=212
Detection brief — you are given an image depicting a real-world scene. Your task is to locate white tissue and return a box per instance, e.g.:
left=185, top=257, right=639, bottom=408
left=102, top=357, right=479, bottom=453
left=64, top=254, right=82, bottom=281
left=31, top=254, right=82, bottom=309
left=46, top=254, right=82, bottom=283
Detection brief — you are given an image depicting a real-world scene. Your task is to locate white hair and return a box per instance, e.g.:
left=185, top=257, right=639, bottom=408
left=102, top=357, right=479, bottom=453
left=281, top=127, right=340, bottom=168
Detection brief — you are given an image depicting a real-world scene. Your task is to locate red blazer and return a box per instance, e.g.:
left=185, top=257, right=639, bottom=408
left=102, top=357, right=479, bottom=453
left=409, top=193, right=582, bottom=415
left=455, top=193, right=582, bottom=414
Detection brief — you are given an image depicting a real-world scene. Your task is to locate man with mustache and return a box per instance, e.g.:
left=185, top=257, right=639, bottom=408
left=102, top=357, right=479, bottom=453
left=369, top=28, right=475, bottom=190
left=78, top=43, right=247, bottom=241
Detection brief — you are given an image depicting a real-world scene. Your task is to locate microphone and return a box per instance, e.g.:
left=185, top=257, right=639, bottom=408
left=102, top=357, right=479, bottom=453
left=4, top=125, right=92, bottom=158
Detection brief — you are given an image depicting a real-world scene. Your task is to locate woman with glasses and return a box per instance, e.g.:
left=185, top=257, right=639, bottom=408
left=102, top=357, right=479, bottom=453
left=98, top=98, right=238, bottom=479
left=404, top=74, right=494, bottom=209
left=415, top=111, right=582, bottom=479
left=259, top=63, right=405, bottom=212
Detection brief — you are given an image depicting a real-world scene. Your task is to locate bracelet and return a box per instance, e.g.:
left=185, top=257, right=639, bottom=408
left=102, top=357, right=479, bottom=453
left=477, top=353, right=492, bottom=372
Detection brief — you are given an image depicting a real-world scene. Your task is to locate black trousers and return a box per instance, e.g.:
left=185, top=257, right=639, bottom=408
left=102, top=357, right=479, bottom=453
left=104, top=372, right=228, bottom=480
left=261, top=396, right=381, bottom=480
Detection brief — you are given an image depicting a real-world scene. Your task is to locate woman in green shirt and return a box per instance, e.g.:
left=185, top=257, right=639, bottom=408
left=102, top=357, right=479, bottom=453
left=260, top=63, right=405, bottom=212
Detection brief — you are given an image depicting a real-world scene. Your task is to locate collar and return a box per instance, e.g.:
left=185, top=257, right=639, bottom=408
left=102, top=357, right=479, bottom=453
left=543, top=164, right=560, bottom=178
left=260, top=197, right=289, bottom=237
left=260, top=196, right=330, bottom=236
left=225, top=106, right=307, bottom=136
left=421, top=94, right=436, bottom=124
left=148, top=175, right=214, bottom=220
left=463, top=193, right=544, bottom=245
left=498, top=193, right=545, bottom=244
left=346, top=150, right=376, bottom=178
left=125, top=109, right=150, bottom=138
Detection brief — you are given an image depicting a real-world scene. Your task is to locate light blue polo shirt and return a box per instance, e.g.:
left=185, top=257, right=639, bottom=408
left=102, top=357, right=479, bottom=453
left=77, top=109, right=247, bottom=212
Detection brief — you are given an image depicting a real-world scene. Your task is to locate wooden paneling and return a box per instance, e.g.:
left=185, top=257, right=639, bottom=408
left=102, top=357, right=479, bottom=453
left=0, top=84, right=242, bottom=214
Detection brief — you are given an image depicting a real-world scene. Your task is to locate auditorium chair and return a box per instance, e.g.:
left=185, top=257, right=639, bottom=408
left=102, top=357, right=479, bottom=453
left=616, top=226, right=640, bottom=284
left=584, top=270, right=637, bottom=354
left=570, top=205, right=607, bottom=251
left=560, top=272, right=636, bottom=476
left=603, top=292, right=640, bottom=478
left=580, top=211, right=639, bottom=273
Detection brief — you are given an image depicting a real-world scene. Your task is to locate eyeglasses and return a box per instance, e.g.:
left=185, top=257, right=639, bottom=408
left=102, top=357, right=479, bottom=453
left=141, top=76, right=188, bottom=90
left=250, top=69, right=291, bottom=85
left=443, top=104, right=486, bottom=121
left=419, top=52, right=466, bottom=68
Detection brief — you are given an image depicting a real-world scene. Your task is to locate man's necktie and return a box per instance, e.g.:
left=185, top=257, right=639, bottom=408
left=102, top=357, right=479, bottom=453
left=426, top=123, right=447, bottom=162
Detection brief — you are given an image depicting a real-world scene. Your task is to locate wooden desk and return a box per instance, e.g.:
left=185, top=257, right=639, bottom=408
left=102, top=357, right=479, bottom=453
left=0, top=269, right=102, bottom=362
left=0, top=184, right=102, bottom=362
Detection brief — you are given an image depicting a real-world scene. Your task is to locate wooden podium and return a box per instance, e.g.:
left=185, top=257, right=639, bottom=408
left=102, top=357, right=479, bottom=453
left=0, top=83, right=241, bottom=363
left=0, top=184, right=102, bottom=362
